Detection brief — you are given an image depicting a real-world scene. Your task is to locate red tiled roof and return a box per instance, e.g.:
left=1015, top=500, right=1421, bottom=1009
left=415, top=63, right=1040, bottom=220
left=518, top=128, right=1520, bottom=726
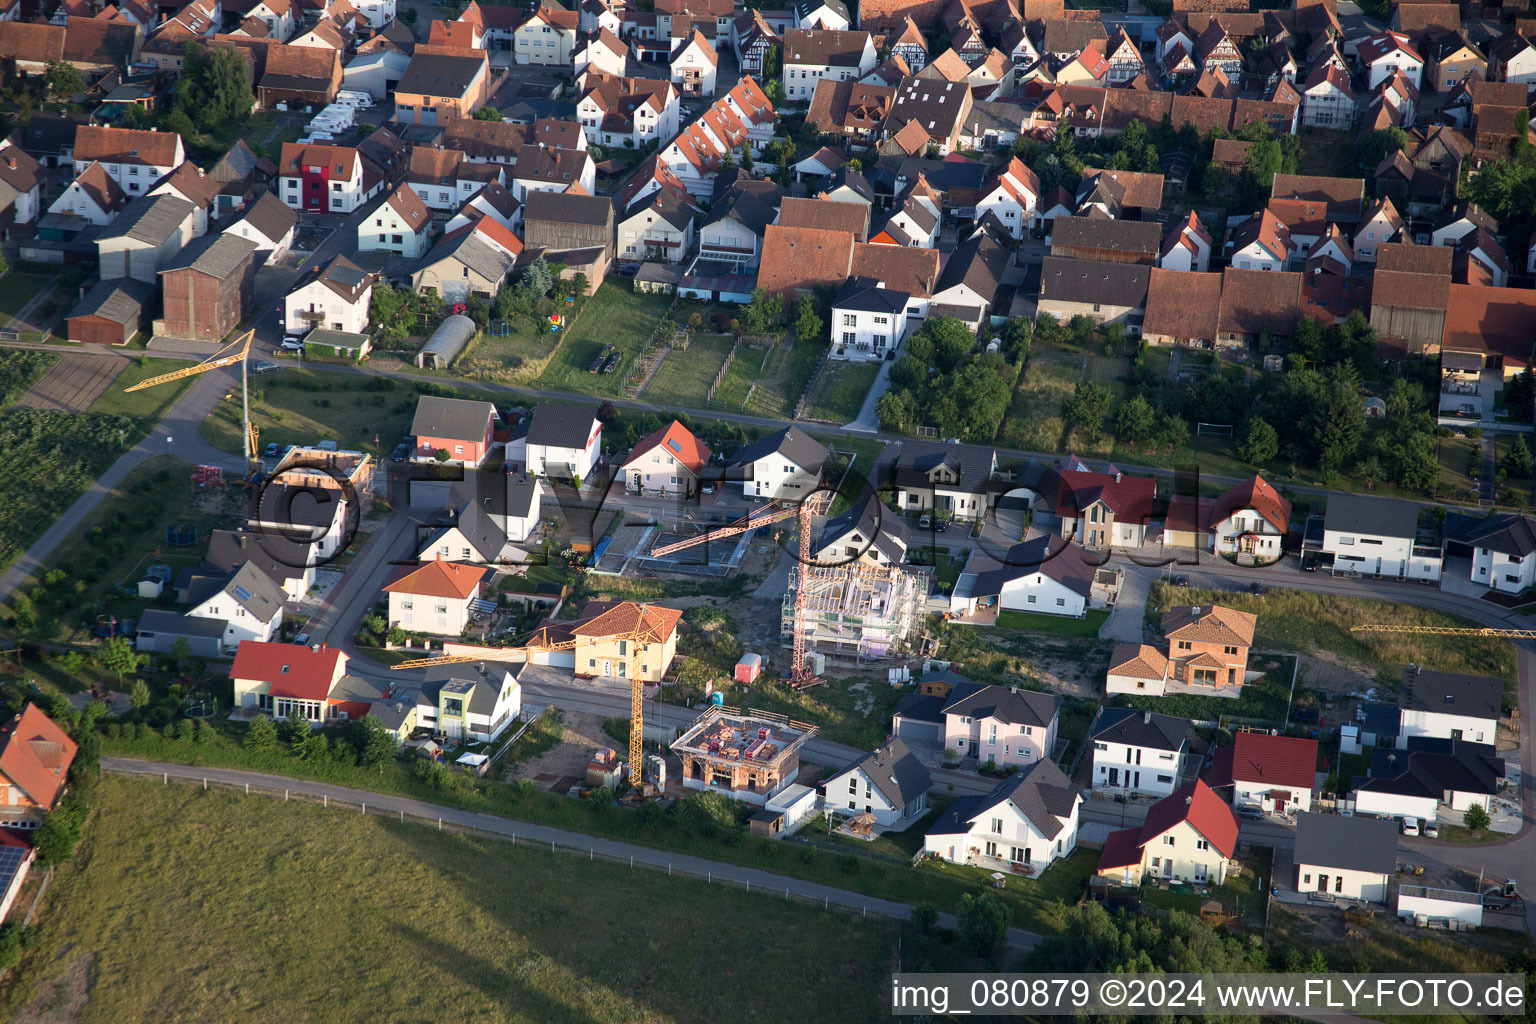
left=1442, top=284, right=1536, bottom=369
left=75, top=124, right=182, bottom=167
left=230, top=640, right=345, bottom=701
left=628, top=419, right=711, bottom=476
left=0, top=705, right=77, bottom=811
left=1055, top=468, right=1156, bottom=523
left=1141, top=779, right=1240, bottom=857
left=571, top=600, right=684, bottom=643
left=1229, top=731, right=1318, bottom=791
left=383, top=558, right=487, bottom=599
left=1212, top=474, right=1290, bottom=533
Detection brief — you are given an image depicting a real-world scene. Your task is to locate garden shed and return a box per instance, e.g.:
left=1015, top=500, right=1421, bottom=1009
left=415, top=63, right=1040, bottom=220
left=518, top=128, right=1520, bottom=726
left=416, top=314, right=476, bottom=369
left=304, top=329, right=371, bottom=362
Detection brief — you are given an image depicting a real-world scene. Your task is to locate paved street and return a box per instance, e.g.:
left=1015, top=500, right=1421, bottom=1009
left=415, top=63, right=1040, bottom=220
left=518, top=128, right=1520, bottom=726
left=102, top=756, right=1044, bottom=952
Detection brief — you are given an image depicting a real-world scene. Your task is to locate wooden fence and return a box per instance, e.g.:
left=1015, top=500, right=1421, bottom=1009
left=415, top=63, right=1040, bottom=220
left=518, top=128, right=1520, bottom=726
left=704, top=336, right=742, bottom=404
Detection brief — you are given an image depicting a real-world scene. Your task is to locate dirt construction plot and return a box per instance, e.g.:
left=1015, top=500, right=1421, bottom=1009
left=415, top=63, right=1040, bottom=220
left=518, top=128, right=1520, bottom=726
left=15, top=354, right=122, bottom=413
left=510, top=710, right=616, bottom=789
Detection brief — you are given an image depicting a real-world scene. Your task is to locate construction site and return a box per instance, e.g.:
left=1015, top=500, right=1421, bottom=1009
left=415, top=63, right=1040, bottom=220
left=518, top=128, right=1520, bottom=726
left=671, top=705, right=818, bottom=806
left=781, top=562, right=927, bottom=664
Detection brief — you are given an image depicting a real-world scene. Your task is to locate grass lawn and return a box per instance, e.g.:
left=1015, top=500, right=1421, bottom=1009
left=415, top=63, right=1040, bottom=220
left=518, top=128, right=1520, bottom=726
left=1438, top=435, right=1481, bottom=501
left=0, top=454, right=244, bottom=645
left=1295, top=127, right=1361, bottom=179
left=1148, top=582, right=1518, bottom=696
left=710, top=340, right=822, bottom=418
left=460, top=317, right=562, bottom=377
left=0, top=271, right=54, bottom=318
left=535, top=282, right=671, bottom=396
left=500, top=562, right=569, bottom=594
left=803, top=361, right=880, bottom=424
left=1267, top=903, right=1530, bottom=974
left=1119, top=655, right=1295, bottom=724
left=996, top=608, right=1110, bottom=637
left=642, top=334, right=735, bottom=407
left=201, top=368, right=423, bottom=457
left=996, top=353, right=1077, bottom=452
left=88, top=358, right=199, bottom=431
left=4, top=776, right=897, bottom=1023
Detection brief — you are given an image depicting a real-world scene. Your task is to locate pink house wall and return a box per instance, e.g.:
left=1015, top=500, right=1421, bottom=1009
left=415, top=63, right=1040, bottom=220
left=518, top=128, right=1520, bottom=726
left=942, top=713, right=1057, bottom=767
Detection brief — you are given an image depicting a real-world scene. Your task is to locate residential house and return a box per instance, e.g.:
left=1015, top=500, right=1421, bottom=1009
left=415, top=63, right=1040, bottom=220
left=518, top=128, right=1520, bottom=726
left=617, top=186, right=694, bottom=264
left=1161, top=604, right=1256, bottom=690
left=1430, top=201, right=1497, bottom=248
left=1319, top=493, right=1441, bottom=580
left=726, top=426, right=827, bottom=500
left=697, top=186, right=776, bottom=269
left=870, top=191, right=940, bottom=248
left=782, top=27, right=876, bottom=100
left=417, top=665, right=522, bottom=742
left=183, top=560, right=285, bottom=648
left=1353, top=196, right=1405, bottom=262
left=807, top=79, right=894, bottom=142
left=621, top=419, right=711, bottom=495
left=1454, top=228, right=1510, bottom=287
left=1397, top=665, right=1500, bottom=747
left=47, top=160, right=126, bottom=227
left=394, top=45, right=491, bottom=125
left=883, top=437, right=999, bottom=521
left=95, top=193, right=196, bottom=283
left=576, top=72, right=681, bottom=150
left=810, top=494, right=908, bottom=569
left=525, top=403, right=601, bottom=481
left=829, top=277, right=909, bottom=361
left=1089, top=706, right=1190, bottom=799
left=1036, top=257, right=1151, bottom=328
left=561, top=600, right=683, bottom=682
left=954, top=536, right=1098, bottom=620
left=1210, top=474, right=1290, bottom=563
left=941, top=684, right=1059, bottom=769
left=1055, top=464, right=1156, bottom=549
left=283, top=254, right=372, bottom=336
left=511, top=143, right=597, bottom=202
left=923, top=759, right=1082, bottom=872
left=203, top=527, right=316, bottom=605
left=0, top=705, right=78, bottom=829
left=1454, top=513, right=1536, bottom=594
left=1358, top=31, right=1423, bottom=91
left=731, top=10, right=780, bottom=77
left=225, top=191, right=297, bottom=265
left=383, top=558, right=488, bottom=635
left=411, top=215, right=522, bottom=303
left=1292, top=812, right=1396, bottom=902
left=277, top=142, right=366, bottom=214
left=1353, top=737, right=1503, bottom=822
left=411, top=396, right=496, bottom=466
left=1301, top=64, right=1355, bottom=129
left=1214, top=731, right=1318, bottom=815
left=929, top=230, right=1007, bottom=331
left=229, top=640, right=385, bottom=724
left=1425, top=32, right=1484, bottom=94
left=1486, top=31, right=1536, bottom=87
left=1193, top=19, right=1241, bottom=77
left=414, top=495, right=519, bottom=565
left=1098, top=779, right=1239, bottom=885
left=657, top=78, right=778, bottom=197
left=1229, top=209, right=1293, bottom=271
left=822, top=739, right=931, bottom=828
left=514, top=4, right=578, bottom=64
left=972, top=156, right=1039, bottom=239
left=671, top=27, right=717, bottom=96
left=407, top=145, right=469, bottom=210
left=146, top=161, right=221, bottom=237
left=573, top=26, right=627, bottom=78
left=1104, top=27, right=1142, bottom=83
left=1158, top=211, right=1213, bottom=273
left=72, top=123, right=184, bottom=194
left=358, top=182, right=431, bottom=259
left=444, top=179, right=520, bottom=236
left=156, top=232, right=258, bottom=341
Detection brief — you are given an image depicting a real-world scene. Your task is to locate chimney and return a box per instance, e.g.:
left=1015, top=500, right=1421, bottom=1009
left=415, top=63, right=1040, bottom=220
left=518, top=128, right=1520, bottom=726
left=1114, top=471, right=1123, bottom=483
left=311, top=643, right=320, bottom=652
left=1143, top=711, right=1150, bottom=724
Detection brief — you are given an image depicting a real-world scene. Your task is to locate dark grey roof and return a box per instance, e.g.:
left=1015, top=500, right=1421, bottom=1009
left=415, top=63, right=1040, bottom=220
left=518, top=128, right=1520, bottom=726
left=703, top=187, right=777, bottom=235
left=887, top=74, right=970, bottom=139
left=522, top=187, right=612, bottom=226
left=205, top=527, right=312, bottom=584
left=815, top=493, right=909, bottom=563
left=1292, top=811, right=1397, bottom=874
left=216, top=561, right=286, bottom=621
left=159, top=231, right=258, bottom=278
left=65, top=276, right=153, bottom=325
left=1357, top=699, right=1401, bottom=740
left=1399, top=665, right=1502, bottom=721
left=1324, top=493, right=1419, bottom=539
left=424, top=500, right=510, bottom=561
left=1039, top=256, right=1152, bottom=307
left=794, top=0, right=849, bottom=21
left=421, top=664, right=513, bottom=717
left=942, top=683, right=1059, bottom=729
left=882, top=437, right=997, bottom=495
left=1090, top=706, right=1190, bottom=752
left=728, top=425, right=827, bottom=473
left=1359, top=737, right=1504, bottom=800
left=1040, top=16, right=1108, bottom=54
left=254, top=481, right=347, bottom=531
left=623, top=185, right=693, bottom=231
left=410, top=395, right=496, bottom=442
left=1452, top=513, right=1536, bottom=559
left=398, top=49, right=487, bottom=96
left=328, top=673, right=386, bottom=703
left=894, top=681, right=985, bottom=724
left=821, top=164, right=874, bottom=202
left=526, top=403, right=597, bottom=448
left=927, top=758, right=1079, bottom=840
left=1051, top=216, right=1163, bottom=255
left=783, top=26, right=871, bottom=68
left=98, top=193, right=195, bottom=246
left=235, top=191, right=298, bottom=243
left=833, top=737, right=931, bottom=808
left=969, top=535, right=1097, bottom=599
left=210, top=139, right=267, bottom=184
left=833, top=276, right=908, bottom=314
left=136, top=608, right=227, bottom=639
left=419, top=229, right=517, bottom=281
left=367, top=697, right=416, bottom=730
left=935, top=232, right=1007, bottom=301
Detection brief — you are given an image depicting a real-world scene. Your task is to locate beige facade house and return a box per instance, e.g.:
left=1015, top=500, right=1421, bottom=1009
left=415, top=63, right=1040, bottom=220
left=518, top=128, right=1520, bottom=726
left=382, top=557, right=488, bottom=635
left=1098, top=779, right=1239, bottom=885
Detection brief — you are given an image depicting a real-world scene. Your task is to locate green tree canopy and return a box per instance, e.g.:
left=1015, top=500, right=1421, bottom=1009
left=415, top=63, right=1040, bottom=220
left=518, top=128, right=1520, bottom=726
left=175, top=43, right=254, bottom=131
left=472, top=106, right=503, bottom=121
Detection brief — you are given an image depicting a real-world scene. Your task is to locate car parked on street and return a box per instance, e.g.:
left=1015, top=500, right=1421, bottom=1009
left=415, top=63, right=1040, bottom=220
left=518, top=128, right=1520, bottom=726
left=252, top=361, right=280, bottom=374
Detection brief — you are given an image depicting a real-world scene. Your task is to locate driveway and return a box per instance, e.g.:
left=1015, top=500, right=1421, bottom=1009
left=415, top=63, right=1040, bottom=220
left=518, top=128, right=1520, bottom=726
left=1098, top=564, right=1151, bottom=643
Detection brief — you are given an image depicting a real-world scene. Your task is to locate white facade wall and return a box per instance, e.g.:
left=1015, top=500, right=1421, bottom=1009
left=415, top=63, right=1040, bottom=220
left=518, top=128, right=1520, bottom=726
left=388, top=590, right=474, bottom=635
left=1398, top=708, right=1495, bottom=746
left=1092, top=741, right=1182, bottom=798
left=1296, top=862, right=1389, bottom=902
left=923, top=796, right=1078, bottom=870
left=1471, top=547, right=1536, bottom=594
left=1324, top=527, right=1442, bottom=580
left=996, top=573, right=1087, bottom=617
left=1234, top=778, right=1313, bottom=813
left=830, top=304, right=903, bottom=361
left=284, top=278, right=371, bottom=335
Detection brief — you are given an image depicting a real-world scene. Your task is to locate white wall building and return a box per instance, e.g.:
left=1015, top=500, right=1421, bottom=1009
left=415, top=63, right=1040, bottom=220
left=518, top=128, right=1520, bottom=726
left=1319, top=494, right=1441, bottom=581
left=820, top=739, right=931, bottom=828
left=1292, top=812, right=1396, bottom=903
left=923, top=759, right=1081, bottom=873
left=1089, top=707, right=1189, bottom=799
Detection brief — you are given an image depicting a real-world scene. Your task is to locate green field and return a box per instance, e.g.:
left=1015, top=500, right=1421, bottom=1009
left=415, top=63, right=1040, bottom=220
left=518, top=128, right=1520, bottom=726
left=997, top=353, right=1078, bottom=453
left=201, top=368, right=421, bottom=457
left=88, top=358, right=199, bottom=429
left=4, top=777, right=897, bottom=1024
left=534, top=282, right=671, bottom=396
left=0, top=271, right=54, bottom=318
left=642, top=334, right=735, bottom=407
left=710, top=340, right=822, bottom=418
left=995, top=608, right=1111, bottom=637
left=804, top=360, right=880, bottom=424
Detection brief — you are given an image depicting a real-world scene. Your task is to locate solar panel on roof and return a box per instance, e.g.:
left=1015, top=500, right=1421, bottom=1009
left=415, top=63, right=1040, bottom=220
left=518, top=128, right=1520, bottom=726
left=233, top=584, right=252, bottom=601
left=666, top=438, right=681, bottom=453
left=0, top=845, right=27, bottom=892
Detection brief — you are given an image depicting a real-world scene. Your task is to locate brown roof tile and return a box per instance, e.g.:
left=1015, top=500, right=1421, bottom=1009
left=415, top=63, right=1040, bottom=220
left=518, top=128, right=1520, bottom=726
left=757, top=224, right=853, bottom=296
left=75, top=124, right=182, bottom=167
left=1143, top=268, right=1221, bottom=340
left=1217, top=267, right=1301, bottom=335
left=851, top=241, right=939, bottom=295
left=779, top=195, right=869, bottom=241
left=1270, top=172, right=1363, bottom=220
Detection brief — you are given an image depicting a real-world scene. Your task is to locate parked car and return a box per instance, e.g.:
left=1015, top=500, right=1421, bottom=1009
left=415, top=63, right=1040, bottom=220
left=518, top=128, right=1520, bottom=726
left=1424, top=820, right=1440, bottom=838
left=1172, top=574, right=1190, bottom=587
left=252, top=361, right=280, bottom=374
left=391, top=443, right=409, bottom=462
left=1400, top=817, right=1421, bottom=837
left=701, top=482, right=716, bottom=494
left=1237, top=804, right=1264, bottom=820
left=264, top=442, right=280, bottom=458
left=934, top=519, right=949, bottom=533
left=280, top=337, right=306, bottom=352
left=918, top=515, right=932, bottom=529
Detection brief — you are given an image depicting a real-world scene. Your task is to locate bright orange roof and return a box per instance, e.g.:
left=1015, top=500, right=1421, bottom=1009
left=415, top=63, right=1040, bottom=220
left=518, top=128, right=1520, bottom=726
left=0, top=704, right=77, bottom=811
left=384, top=558, right=486, bottom=600
left=572, top=601, right=684, bottom=643
left=627, top=419, right=712, bottom=476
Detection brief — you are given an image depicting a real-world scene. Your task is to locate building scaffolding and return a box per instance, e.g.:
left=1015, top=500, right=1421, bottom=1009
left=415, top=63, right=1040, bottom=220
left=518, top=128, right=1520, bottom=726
left=782, top=563, right=926, bottom=662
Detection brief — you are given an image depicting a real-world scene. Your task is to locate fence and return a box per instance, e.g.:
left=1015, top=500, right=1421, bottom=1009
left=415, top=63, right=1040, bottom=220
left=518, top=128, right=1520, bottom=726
left=793, top=347, right=832, bottom=420
left=704, top=336, right=741, bottom=404
left=118, top=769, right=908, bottom=927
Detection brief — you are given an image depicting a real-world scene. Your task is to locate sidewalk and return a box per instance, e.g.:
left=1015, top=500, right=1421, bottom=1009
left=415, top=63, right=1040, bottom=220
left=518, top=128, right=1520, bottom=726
left=104, top=757, right=1044, bottom=951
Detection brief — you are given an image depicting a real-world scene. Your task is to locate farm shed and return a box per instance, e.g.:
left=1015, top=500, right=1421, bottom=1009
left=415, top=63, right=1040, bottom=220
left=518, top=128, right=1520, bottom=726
left=304, top=328, right=372, bottom=362
left=65, top=277, right=154, bottom=345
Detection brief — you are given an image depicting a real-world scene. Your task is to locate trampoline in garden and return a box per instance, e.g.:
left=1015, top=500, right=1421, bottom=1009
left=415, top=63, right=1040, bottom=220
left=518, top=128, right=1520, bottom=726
left=183, top=694, right=218, bottom=720
left=165, top=523, right=198, bottom=546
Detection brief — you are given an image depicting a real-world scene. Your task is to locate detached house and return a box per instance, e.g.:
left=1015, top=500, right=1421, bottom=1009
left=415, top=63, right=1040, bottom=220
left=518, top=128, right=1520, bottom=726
left=225, top=191, right=298, bottom=265
left=617, top=185, right=695, bottom=264
left=1396, top=665, right=1500, bottom=747
left=942, top=684, right=1060, bottom=769
left=1091, top=707, right=1191, bottom=799
left=72, top=124, right=184, bottom=194
left=525, top=403, right=601, bottom=481
left=1159, top=210, right=1212, bottom=272
left=1301, top=64, right=1355, bottom=129
left=183, top=560, right=286, bottom=649
left=411, top=396, right=497, bottom=466
left=1161, top=604, right=1256, bottom=691
left=418, top=664, right=522, bottom=742
left=383, top=558, right=488, bottom=635
left=1293, top=812, right=1396, bottom=902
left=972, top=155, right=1039, bottom=239
left=411, top=215, right=522, bottom=303
left=1319, top=493, right=1441, bottom=581
left=1055, top=465, right=1156, bottom=549
left=283, top=253, right=373, bottom=336
left=1358, top=31, right=1423, bottom=91
left=359, top=182, right=431, bottom=259
left=822, top=738, right=931, bottom=828
left=1213, top=731, right=1318, bottom=815
left=830, top=278, right=909, bottom=362
left=562, top=600, right=682, bottom=683
left=953, top=536, right=1098, bottom=620
left=671, top=27, right=718, bottom=96
left=1487, top=31, right=1536, bottom=87
left=924, top=759, right=1082, bottom=872
left=514, top=4, right=578, bottom=65
left=230, top=640, right=348, bottom=720
left=1229, top=208, right=1293, bottom=271
left=48, top=160, right=126, bottom=226
left=0, top=705, right=78, bottom=829
left=1210, top=474, right=1290, bottom=563
left=1098, top=779, right=1239, bottom=885
left=1454, top=513, right=1536, bottom=594
left=278, top=142, right=366, bottom=214
left=726, top=425, right=827, bottom=500
left=884, top=438, right=1000, bottom=522
left=782, top=27, right=876, bottom=100
left=621, top=419, right=711, bottom=496
left=577, top=72, right=681, bottom=150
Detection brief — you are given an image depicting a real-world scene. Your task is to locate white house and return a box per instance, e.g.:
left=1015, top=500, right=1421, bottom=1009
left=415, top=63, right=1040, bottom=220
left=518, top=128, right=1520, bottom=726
left=1397, top=666, right=1500, bottom=747
left=1459, top=513, right=1536, bottom=594
left=1229, top=209, right=1292, bottom=271
left=382, top=558, right=487, bottom=635
left=1098, top=780, right=1239, bottom=886
left=1301, top=64, right=1357, bottom=129
left=620, top=419, right=711, bottom=496
left=1353, top=738, right=1504, bottom=821
left=955, top=537, right=1096, bottom=620
left=72, top=125, right=185, bottom=195
left=525, top=404, right=601, bottom=481
left=359, top=183, right=433, bottom=259
left=1354, top=196, right=1405, bottom=263
left=810, top=495, right=908, bottom=569
left=1293, top=812, right=1396, bottom=902
left=1320, top=494, right=1441, bottom=581
left=576, top=73, right=681, bottom=150
left=184, top=561, right=285, bottom=650
left=821, top=738, right=931, bottom=828
left=886, top=438, right=1000, bottom=523
left=923, top=759, right=1082, bottom=873
left=417, top=665, right=522, bottom=742
left=47, top=161, right=126, bottom=226
left=1089, top=707, right=1189, bottom=799
left=782, top=27, right=876, bottom=101
left=247, top=0, right=296, bottom=39
left=972, top=156, right=1039, bottom=240
left=793, top=0, right=850, bottom=30
left=1358, top=31, right=1423, bottom=91
left=573, top=27, right=627, bottom=78
left=671, top=28, right=718, bottom=97
left=1487, top=31, right=1536, bottom=87
left=444, top=179, right=520, bottom=237
left=617, top=186, right=695, bottom=264
left=225, top=191, right=297, bottom=265
left=1159, top=211, right=1212, bottom=273
left=725, top=425, right=826, bottom=500
left=1210, top=474, right=1290, bottom=563
left=1221, top=731, right=1318, bottom=815
left=282, top=254, right=373, bottom=337
left=830, top=278, right=908, bottom=362
left=514, top=4, right=578, bottom=65
left=940, top=684, right=1059, bottom=769
left=871, top=192, right=940, bottom=248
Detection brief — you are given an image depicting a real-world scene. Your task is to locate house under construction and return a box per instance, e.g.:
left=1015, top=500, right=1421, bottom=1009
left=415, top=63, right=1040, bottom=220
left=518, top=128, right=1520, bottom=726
left=782, top=563, right=926, bottom=662
left=671, top=705, right=817, bottom=806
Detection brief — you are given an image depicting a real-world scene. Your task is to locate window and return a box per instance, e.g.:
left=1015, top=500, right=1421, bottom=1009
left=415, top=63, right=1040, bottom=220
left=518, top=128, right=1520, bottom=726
left=1195, top=839, right=1209, bottom=851
left=990, top=818, right=1003, bottom=833
left=841, top=332, right=855, bottom=344
left=848, top=778, right=858, bottom=793
left=1162, top=835, right=1175, bottom=846
left=842, top=314, right=855, bottom=327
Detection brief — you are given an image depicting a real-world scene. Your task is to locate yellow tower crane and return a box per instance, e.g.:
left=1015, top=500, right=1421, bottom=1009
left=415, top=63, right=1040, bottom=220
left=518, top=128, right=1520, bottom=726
left=1351, top=624, right=1536, bottom=639
left=389, top=612, right=672, bottom=796
left=124, top=329, right=259, bottom=469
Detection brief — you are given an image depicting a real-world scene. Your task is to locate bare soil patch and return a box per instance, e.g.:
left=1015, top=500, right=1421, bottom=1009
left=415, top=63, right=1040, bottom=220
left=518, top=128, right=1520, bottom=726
left=511, top=710, right=611, bottom=789
left=12, top=952, right=94, bottom=1024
